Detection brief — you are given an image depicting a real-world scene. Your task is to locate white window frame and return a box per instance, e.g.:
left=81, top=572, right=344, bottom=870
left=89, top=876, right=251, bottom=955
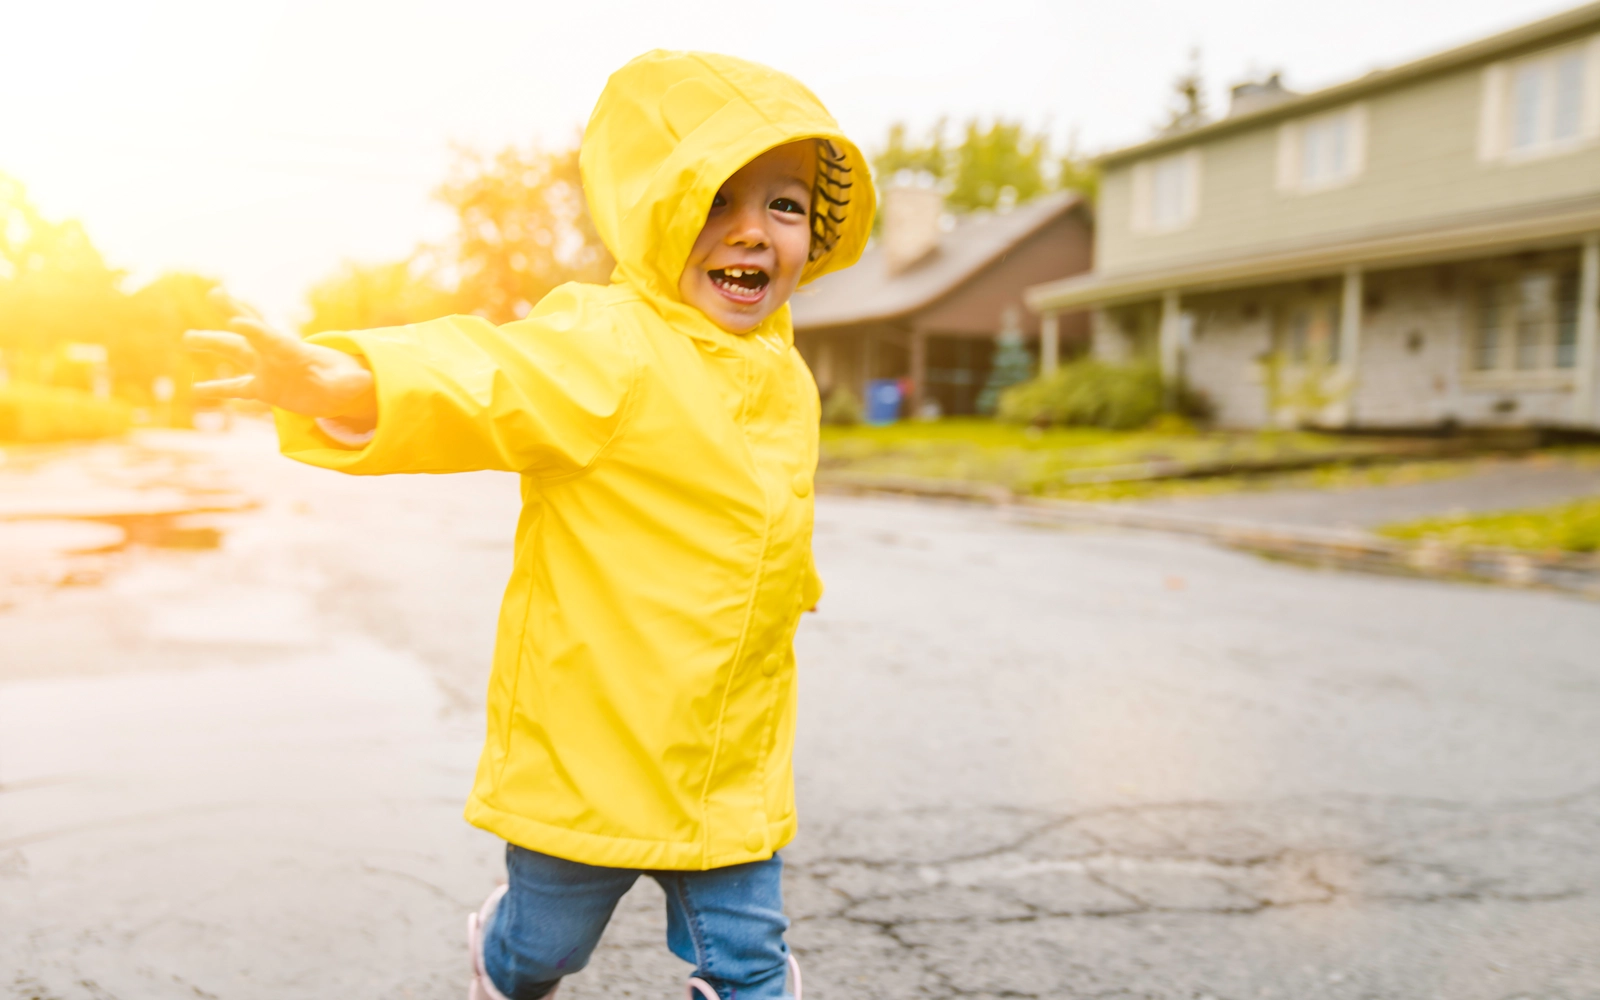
left=1464, top=263, right=1583, bottom=387
left=1130, top=149, right=1201, bottom=234
left=1276, top=103, right=1368, bottom=193
left=1479, top=34, right=1600, bottom=163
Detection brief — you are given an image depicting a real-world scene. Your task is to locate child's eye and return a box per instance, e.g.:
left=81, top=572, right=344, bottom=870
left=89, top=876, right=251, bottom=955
left=710, top=192, right=728, bottom=208
left=770, top=197, right=805, bottom=215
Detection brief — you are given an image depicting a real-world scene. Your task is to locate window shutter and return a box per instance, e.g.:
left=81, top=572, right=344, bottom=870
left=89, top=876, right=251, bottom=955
left=1585, top=36, right=1600, bottom=140
left=1347, top=104, right=1369, bottom=179
left=1131, top=161, right=1152, bottom=233
left=1276, top=122, right=1300, bottom=191
left=1183, top=150, right=1202, bottom=226
left=1478, top=62, right=1507, bottom=161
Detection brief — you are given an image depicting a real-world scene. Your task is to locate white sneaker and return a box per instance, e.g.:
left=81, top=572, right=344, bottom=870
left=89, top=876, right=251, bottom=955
left=468, top=884, right=545, bottom=1000
left=685, top=953, right=801, bottom=1000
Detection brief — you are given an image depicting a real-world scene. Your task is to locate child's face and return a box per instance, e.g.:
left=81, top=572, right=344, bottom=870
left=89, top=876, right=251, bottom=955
left=678, top=141, right=815, bottom=333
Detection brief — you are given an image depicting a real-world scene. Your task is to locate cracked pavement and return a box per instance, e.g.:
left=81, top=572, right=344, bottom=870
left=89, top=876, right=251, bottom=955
left=2, top=429, right=1598, bottom=999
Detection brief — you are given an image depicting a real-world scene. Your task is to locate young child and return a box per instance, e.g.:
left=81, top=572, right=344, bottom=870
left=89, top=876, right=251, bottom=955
left=186, top=50, right=872, bottom=1000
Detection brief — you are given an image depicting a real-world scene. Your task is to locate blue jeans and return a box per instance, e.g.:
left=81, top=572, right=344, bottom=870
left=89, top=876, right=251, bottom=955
left=483, top=844, right=793, bottom=1000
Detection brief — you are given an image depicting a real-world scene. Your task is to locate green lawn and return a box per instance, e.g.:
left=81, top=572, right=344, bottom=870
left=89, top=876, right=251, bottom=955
left=818, top=418, right=1447, bottom=498
left=1380, top=496, right=1600, bottom=554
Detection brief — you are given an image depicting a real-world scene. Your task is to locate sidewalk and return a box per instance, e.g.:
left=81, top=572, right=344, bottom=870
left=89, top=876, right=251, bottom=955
left=820, top=455, right=1600, bottom=597
left=1118, top=456, right=1600, bottom=529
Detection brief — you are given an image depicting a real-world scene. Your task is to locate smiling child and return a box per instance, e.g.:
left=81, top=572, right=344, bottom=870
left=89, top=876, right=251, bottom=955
left=185, top=50, right=872, bottom=1000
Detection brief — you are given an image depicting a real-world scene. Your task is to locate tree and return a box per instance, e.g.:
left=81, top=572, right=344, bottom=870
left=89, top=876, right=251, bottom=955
left=872, top=120, right=948, bottom=186
left=948, top=119, right=1047, bottom=212
left=436, top=144, right=613, bottom=323
left=1163, top=48, right=1209, bottom=134
left=302, top=255, right=458, bottom=335
left=1056, top=130, right=1101, bottom=202
left=872, top=118, right=1053, bottom=213
left=0, top=174, right=124, bottom=373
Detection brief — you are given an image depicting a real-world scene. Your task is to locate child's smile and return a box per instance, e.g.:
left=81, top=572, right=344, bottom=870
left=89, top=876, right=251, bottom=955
left=708, top=266, right=771, bottom=304
left=679, top=141, right=816, bottom=333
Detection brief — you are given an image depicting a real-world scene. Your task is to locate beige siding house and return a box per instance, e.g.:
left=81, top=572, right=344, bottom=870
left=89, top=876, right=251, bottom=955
left=1027, top=3, right=1600, bottom=430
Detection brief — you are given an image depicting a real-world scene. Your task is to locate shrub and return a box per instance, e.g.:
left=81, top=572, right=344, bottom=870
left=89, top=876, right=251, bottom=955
left=997, top=360, right=1165, bottom=430
left=0, top=383, right=132, bottom=443
left=821, top=386, right=863, bottom=426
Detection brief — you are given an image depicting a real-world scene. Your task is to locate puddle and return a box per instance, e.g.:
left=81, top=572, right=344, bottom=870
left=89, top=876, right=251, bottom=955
left=86, top=511, right=233, bottom=551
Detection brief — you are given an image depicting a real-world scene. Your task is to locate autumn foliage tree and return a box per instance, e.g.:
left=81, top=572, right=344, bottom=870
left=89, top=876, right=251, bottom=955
left=302, top=143, right=614, bottom=333
left=438, top=144, right=613, bottom=323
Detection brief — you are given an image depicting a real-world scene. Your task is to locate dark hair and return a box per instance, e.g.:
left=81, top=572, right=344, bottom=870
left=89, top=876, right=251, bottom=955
left=809, top=140, right=852, bottom=263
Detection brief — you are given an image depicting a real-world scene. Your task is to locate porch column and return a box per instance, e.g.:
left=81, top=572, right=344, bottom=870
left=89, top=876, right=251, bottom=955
left=909, top=329, right=928, bottom=415
left=1158, top=289, right=1182, bottom=401
left=1573, top=234, right=1600, bottom=426
left=1039, top=311, right=1060, bottom=375
left=1340, top=265, right=1364, bottom=425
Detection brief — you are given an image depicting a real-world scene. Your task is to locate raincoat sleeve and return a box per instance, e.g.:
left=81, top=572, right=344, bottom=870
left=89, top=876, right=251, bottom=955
left=275, top=285, right=635, bottom=477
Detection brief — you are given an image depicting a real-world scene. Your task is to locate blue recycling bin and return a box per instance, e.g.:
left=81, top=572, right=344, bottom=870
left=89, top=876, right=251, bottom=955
left=865, top=378, right=903, bottom=425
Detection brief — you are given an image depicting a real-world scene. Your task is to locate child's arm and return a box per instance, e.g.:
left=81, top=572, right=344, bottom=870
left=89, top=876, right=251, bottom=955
left=186, top=288, right=633, bottom=477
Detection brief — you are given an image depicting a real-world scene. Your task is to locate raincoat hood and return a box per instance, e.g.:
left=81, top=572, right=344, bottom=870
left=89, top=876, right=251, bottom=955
left=580, top=50, right=874, bottom=337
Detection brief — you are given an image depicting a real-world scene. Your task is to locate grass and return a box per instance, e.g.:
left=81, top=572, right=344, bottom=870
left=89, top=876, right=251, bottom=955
left=1379, top=496, right=1600, bottom=554
left=818, top=418, right=1452, bottom=498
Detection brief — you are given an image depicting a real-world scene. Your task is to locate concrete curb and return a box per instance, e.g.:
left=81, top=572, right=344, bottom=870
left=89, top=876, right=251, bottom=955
left=818, top=477, right=1600, bottom=598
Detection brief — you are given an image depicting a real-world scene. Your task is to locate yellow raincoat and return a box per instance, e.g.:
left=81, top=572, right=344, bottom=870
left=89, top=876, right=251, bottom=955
left=276, top=51, right=873, bottom=869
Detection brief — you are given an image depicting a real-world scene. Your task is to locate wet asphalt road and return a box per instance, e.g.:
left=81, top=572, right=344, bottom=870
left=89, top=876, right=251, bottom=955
left=2, top=430, right=1598, bottom=1000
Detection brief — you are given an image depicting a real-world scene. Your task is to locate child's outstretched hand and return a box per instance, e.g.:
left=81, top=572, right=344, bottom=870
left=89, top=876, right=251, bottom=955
left=184, top=290, right=376, bottom=425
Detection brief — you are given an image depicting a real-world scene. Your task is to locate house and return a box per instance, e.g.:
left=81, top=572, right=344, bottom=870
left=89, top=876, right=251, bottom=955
left=791, top=185, right=1092, bottom=416
left=1025, top=3, right=1600, bottom=431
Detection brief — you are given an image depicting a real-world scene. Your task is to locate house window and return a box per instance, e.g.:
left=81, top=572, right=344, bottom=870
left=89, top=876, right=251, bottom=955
left=1470, top=268, right=1580, bottom=373
left=1131, top=150, right=1200, bottom=233
left=1277, top=105, right=1367, bottom=192
left=1481, top=37, right=1600, bottom=160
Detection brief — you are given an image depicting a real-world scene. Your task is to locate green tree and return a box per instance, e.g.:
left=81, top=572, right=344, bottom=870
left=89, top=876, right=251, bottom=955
left=872, top=118, right=1056, bottom=214
left=872, top=120, right=948, bottom=185
left=437, top=144, right=613, bottom=323
left=947, top=119, right=1048, bottom=212
left=1056, top=131, right=1100, bottom=202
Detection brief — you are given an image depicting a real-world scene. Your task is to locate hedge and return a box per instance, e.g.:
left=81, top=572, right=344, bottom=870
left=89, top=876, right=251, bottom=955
left=0, top=383, right=132, bottom=443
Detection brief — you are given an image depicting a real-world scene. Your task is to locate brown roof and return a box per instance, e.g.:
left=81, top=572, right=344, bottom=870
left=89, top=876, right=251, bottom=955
left=790, top=191, right=1084, bottom=330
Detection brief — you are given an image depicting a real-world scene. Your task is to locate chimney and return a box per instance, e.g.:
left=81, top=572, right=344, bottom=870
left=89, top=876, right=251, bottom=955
left=1228, top=73, right=1296, bottom=118
left=881, top=177, right=944, bottom=275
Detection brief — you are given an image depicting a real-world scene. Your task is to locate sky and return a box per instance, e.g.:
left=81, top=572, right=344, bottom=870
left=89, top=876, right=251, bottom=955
left=3, top=0, right=1576, bottom=325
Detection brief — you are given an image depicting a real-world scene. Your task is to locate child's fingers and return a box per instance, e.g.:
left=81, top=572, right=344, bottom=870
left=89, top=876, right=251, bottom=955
left=227, top=315, right=299, bottom=354
left=191, top=375, right=258, bottom=400
left=183, top=329, right=258, bottom=368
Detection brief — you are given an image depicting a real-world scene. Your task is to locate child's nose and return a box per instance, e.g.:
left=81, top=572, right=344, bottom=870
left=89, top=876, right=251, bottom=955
left=725, top=206, right=770, bottom=249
